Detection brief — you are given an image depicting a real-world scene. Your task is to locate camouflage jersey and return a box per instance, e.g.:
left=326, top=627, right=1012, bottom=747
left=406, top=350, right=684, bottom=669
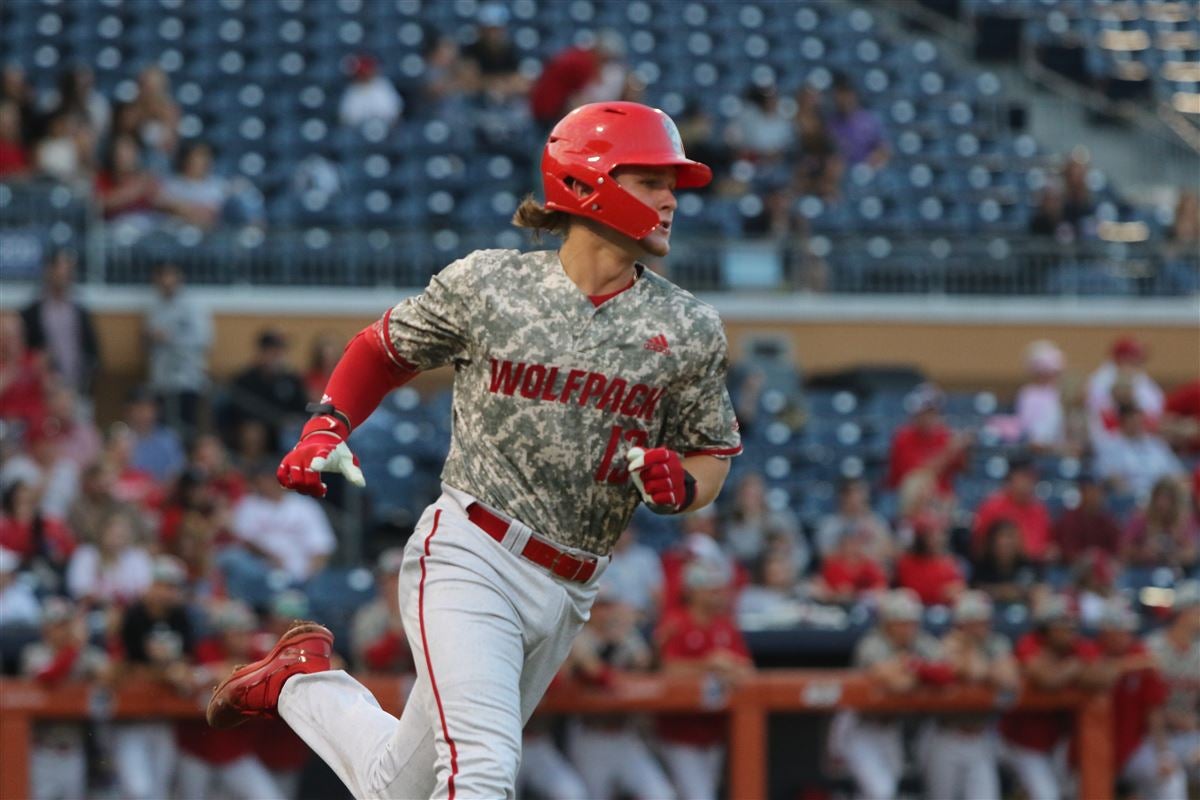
left=379, top=249, right=742, bottom=554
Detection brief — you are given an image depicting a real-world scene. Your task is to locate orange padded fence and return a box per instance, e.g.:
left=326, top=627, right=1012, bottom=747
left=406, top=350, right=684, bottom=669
left=0, top=671, right=1113, bottom=799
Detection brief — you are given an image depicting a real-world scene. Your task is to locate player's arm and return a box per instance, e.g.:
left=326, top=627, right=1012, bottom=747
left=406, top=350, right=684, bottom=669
left=279, top=257, right=476, bottom=497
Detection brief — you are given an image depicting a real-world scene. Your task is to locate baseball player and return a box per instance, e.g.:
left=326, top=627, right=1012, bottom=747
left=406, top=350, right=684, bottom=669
left=922, top=590, right=1018, bottom=800
left=828, top=588, right=951, bottom=800
left=206, top=101, right=741, bottom=800
left=998, top=594, right=1102, bottom=800
left=1146, top=580, right=1200, bottom=786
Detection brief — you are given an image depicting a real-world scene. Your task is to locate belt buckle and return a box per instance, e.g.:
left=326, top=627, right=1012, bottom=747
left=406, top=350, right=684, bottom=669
left=548, top=550, right=582, bottom=581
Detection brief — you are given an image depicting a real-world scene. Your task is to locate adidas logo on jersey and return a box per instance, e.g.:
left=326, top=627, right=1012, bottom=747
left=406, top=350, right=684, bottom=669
left=643, top=334, right=672, bottom=356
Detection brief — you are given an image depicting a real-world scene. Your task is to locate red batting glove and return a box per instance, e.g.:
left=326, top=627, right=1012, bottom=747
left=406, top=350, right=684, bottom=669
left=626, top=446, right=697, bottom=513
left=277, top=415, right=366, bottom=498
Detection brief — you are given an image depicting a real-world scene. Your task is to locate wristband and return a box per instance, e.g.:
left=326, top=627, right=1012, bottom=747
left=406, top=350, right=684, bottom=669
left=305, top=402, right=352, bottom=433
left=678, top=471, right=698, bottom=513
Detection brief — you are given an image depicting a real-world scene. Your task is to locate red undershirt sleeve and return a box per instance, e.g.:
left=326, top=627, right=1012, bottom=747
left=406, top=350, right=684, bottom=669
left=322, top=319, right=420, bottom=430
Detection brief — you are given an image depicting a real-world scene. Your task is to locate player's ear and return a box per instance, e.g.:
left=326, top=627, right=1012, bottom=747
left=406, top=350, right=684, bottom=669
left=564, top=176, right=594, bottom=199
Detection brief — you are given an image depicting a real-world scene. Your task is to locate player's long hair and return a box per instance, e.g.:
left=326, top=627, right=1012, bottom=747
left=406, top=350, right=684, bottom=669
left=512, top=195, right=571, bottom=241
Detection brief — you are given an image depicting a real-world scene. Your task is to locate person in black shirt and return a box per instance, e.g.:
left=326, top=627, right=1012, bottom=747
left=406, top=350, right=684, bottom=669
left=971, top=517, right=1043, bottom=605
left=224, top=330, right=307, bottom=454
left=462, top=3, right=526, bottom=100
left=114, top=555, right=195, bottom=800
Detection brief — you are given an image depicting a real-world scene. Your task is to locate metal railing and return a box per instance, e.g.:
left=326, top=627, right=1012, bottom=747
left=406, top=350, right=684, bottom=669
left=2, top=180, right=1196, bottom=297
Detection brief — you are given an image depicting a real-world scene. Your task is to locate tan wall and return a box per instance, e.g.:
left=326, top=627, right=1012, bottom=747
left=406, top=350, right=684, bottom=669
left=82, top=311, right=1198, bottom=418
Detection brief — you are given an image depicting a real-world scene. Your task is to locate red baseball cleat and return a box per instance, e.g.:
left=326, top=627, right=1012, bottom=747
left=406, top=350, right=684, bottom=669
left=206, top=621, right=334, bottom=729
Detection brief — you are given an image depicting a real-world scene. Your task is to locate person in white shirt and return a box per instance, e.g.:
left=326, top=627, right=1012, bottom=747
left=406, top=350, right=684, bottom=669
left=1086, top=336, right=1164, bottom=440
left=0, top=547, right=40, bottom=628
left=66, top=511, right=153, bottom=605
left=222, top=463, right=335, bottom=604
left=1016, top=339, right=1067, bottom=450
left=1094, top=405, right=1185, bottom=502
left=339, top=55, right=403, bottom=130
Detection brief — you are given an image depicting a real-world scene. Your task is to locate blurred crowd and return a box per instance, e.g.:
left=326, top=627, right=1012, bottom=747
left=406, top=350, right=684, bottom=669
left=1, top=237, right=1198, bottom=799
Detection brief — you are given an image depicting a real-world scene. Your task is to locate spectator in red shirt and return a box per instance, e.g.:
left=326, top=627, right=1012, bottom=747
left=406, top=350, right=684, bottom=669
left=895, top=513, right=965, bottom=606
left=971, top=453, right=1052, bottom=561
left=529, top=32, right=629, bottom=126
left=0, top=480, right=75, bottom=573
left=95, top=133, right=163, bottom=225
left=1051, top=471, right=1122, bottom=562
left=814, top=526, right=889, bottom=603
left=1092, top=602, right=1188, bottom=800
left=0, top=99, right=30, bottom=178
left=0, top=314, right=50, bottom=430
left=1163, top=378, right=1200, bottom=453
left=655, top=559, right=753, bottom=800
left=886, top=383, right=971, bottom=496
left=176, top=600, right=288, bottom=800
left=999, top=595, right=1103, bottom=800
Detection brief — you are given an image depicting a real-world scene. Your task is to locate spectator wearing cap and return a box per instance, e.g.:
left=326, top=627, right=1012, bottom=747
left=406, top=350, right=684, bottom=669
left=351, top=548, right=413, bottom=674
left=0, top=480, right=75, bottom=574
left=1051, top=470, right=1122, bottom=562
left=926, top=591, right=1018, bottom=800
left=815, top=477, right=894, bottom=566
left=971, top=453, right=1053, bottom=562
left=895, top=513, right=965, bottom=606
left=562, top=585, right=673, bottom=800
left=222, top=461, right=335, bottom=605
left=999, top=595, right=1104, bottom=800
left=655, top=559, right=753, bottom=800
left=1086, top=336, right=1164, bottom=439
left=0, top=546, right=40, bottom=630
left=225, top=329, right=307, bottom=452
left=970, top=517, right=1044, bottom=605
left=19, top=597, right=110, bottom=800
left=20, top=248, right=101, bottom=398
left=115, top=555, right=194, bottom=800
left=1092, top=601, right=1188, bottom=800
left=829, top=588, right=948, bottom=800
left=1145, top=581, right=1200, bottom=787
left=144, top=261, right=212, bottom=433
left=827, top=72, right=889, bottom=169
left=339, top=54, right=403, bottom=131
left=123, top=386, right=186, bottom=483
left=176, top=600, right=287, bottom=800
left=1093, top=403, right=1185, bottom=503
left=0, top=312, right=50, bottom=430
left=1073, top=548, right=1122, bottom=628
left=1015, top=340, right=1075, bottom=452
left=886, top=383, right=971, bottom=497
left=659, top=507, right=745, bottom=615
left=1122, top=476, right=1200, bottom=572
left=596, top=525, right=664, bottom=624
left=66, top=510, right=152, bottom=607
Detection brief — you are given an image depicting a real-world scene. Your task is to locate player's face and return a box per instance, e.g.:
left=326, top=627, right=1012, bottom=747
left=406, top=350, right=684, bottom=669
left=613, top=166, right=678, bottom=258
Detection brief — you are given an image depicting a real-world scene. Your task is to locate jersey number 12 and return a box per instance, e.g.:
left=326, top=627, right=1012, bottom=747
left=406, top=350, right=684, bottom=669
left=594, top=425, right=649, bottom=484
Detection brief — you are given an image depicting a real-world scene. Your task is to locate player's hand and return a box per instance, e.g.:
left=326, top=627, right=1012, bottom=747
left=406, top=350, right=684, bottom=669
left=626, top=447, right=695, bottom=513
left=277, top=415, right=366, bottom=498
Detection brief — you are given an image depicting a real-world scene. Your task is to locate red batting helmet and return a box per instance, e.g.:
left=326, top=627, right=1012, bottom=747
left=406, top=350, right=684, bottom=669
left=541, top=101, right=712, bottom=241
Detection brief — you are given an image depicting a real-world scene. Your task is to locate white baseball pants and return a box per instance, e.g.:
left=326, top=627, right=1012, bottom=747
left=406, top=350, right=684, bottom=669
left=31, top=744, right=85, bottom=800
left=658, top=741, right=723, bottom=800
left=1168, top=730, right=1200, bottom=782
left=113, top=722, right=177, bottom=800
left=517, top=731, right=588, bottom=800
left=921, top=725, right=1000, bottom=800
left=566, top=722, right=676, bottom=800
left=278, top=487, right=607, bottom=799
left=175, top=753, right=287, bottom=800
left=1122, top=739, right=1189, bottom=800
left=1000, top=742, right=1064, bottom=800
left=830, top=712, right=903, bottom=800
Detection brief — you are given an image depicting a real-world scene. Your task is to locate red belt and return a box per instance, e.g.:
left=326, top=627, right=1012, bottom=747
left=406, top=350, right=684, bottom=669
left=466, top=503, right=598, bottom=583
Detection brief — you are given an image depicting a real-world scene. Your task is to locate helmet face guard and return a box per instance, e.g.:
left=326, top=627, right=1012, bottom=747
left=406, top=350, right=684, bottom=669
left=541, top=102, right=713, bottom=241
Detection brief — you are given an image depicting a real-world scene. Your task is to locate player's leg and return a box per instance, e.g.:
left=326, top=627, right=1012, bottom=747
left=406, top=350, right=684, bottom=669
left=1001, top=744, right=1060, bottom=800
left=840, top=724, right=901, bottom=800
left=112, top=723, right=161, bottom=800
left=921, top=727, right=960, bottom=800
left=220, top=754, right=288, bottom=800
left=659, top=742, right=720, bottom=800
left=962, top=734, right=1001, bottom=800
left=1123, top=739, right=1188, bottom=800
left=613, top=729, right=677, bottom=800
left=565, top=722, right=618, bottom=799
left=518, top=731, right=589, bottom=800
left=175, top=753, right=213, bottom=800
